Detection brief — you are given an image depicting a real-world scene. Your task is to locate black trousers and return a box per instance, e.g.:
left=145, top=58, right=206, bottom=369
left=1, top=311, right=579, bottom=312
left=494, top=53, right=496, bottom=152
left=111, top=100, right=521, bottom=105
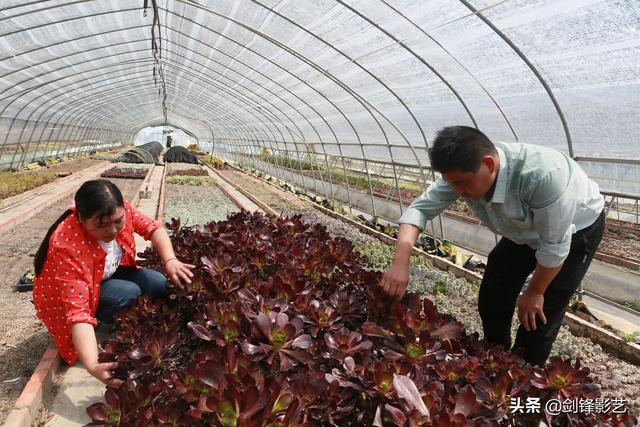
left=477, top=210, right=605, bottom=366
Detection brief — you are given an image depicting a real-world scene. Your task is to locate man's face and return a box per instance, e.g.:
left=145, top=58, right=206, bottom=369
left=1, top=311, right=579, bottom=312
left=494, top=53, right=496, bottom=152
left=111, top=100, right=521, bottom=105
left=440, top=155, right=498, bottom=201
left=79, top=207, right=126, bottom=242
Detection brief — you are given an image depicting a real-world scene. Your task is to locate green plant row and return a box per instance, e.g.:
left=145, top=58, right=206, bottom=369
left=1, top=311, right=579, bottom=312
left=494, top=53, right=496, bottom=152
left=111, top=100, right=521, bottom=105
left=259, top=155, right=423, bottom=193
left=166, top=175, right=214, bottom=186
left=0, top=170, right=56, bottom=200
left=199, top=155, right=228, bottom=169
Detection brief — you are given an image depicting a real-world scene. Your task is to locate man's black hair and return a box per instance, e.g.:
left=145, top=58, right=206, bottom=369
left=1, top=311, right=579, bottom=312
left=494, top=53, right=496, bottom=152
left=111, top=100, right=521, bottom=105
left=429, top=126, right=497, bottom=173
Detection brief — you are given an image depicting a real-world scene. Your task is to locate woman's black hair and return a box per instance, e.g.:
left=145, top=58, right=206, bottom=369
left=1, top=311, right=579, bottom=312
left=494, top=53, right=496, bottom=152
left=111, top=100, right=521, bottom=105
left=34, top=179, right=124, bottom=276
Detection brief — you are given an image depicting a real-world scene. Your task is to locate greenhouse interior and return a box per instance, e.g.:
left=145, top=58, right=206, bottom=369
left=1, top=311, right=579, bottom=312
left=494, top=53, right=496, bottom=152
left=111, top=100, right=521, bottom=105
left=0, top=1, right=639, bottom=426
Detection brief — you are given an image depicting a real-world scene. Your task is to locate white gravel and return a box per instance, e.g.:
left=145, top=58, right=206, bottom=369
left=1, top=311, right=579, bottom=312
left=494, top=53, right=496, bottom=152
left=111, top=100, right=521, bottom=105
left=164, top=183, right=239, bottom=226
left=354, top=241, right=640, bottom=413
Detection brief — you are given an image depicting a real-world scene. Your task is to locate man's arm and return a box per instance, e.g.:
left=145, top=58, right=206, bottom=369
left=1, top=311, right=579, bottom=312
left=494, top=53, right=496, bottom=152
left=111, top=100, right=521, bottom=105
left=379, top=178, right=458, bottom=299
left=379, top=223, right=422, bottom=299
left=518, top=167, right=575, bottom=331
left=517, top=263, right=562, bottom=331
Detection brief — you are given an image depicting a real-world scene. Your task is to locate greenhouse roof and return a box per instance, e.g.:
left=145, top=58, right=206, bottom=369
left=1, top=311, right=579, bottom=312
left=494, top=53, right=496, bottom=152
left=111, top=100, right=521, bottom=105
left=0, top=0, right=638, bottom=194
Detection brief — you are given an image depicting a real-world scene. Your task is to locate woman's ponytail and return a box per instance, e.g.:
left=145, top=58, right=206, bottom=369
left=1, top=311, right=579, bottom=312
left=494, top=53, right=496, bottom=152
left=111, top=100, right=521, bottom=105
left=34, top=209, right=73, bottom=276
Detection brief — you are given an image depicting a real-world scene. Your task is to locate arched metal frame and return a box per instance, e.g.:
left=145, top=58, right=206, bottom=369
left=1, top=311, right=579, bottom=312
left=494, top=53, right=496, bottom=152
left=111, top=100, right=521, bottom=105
left=0, top=0, right=637, bottom=232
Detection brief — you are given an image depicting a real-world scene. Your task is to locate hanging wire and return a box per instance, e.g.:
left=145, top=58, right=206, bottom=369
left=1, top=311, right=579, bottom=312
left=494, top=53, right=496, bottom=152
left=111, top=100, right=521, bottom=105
left=147, top=0, right=168, bottom=124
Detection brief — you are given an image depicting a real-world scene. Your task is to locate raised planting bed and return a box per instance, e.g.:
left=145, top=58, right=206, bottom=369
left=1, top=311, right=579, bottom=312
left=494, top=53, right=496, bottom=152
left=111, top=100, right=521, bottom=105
left=163, top=179, right=239, bottom=226
left=599, top=219, right=640, bottom=263
left=165, top=175, right=215, bottom=187
left=166, top=162, right=205, bottom=174
left=91, top=151, right=122, bottom=161
left=0, top=170, right=56, bottom=200
left=0, top=156, right=106, bottom=202
left=198, top=155, right=228, bottom=169
left=101, top=166, right=150, bottom=179
left=167, top=168, right=209, bottom=177
left=84, top=212, right=637, bottom=426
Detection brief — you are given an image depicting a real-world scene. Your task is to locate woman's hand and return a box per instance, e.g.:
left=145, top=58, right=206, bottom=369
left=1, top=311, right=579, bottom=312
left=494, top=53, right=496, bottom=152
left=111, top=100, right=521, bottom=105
left=164, top=258, right=195, bottom=286
left=86, top=360, right=122, bottom=386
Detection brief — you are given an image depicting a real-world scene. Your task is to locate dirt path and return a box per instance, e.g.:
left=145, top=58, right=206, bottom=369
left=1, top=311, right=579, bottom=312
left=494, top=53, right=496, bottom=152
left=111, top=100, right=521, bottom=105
left=220, top=169, right=379, bottom=246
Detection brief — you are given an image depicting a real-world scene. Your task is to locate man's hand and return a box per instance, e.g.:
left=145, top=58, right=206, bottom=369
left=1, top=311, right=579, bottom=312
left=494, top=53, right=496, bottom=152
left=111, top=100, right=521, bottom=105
left=517, top=289, right=547, bottom=331
left=379, top=259, right=410, bottom=300
left=164, top=258, right=195, bottom=286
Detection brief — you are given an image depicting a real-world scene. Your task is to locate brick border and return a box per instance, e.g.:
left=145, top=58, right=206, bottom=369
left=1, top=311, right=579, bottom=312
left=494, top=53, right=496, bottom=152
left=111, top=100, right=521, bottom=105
left=156, top=164, right=167, bottom=224
left=3, top=344, right=60, bottom=427
left=202, top=164, right=265, bottom=213
left=2, top=165, right=159, bottom=427
left=205, top=165, right=278, bottom=217
left=0, top=161, right=111, bottom=236
left=129, top=163, right=156, bottom=208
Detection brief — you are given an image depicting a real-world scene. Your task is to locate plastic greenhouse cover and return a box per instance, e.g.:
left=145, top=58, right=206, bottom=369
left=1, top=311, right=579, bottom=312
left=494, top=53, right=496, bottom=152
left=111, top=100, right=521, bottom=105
left=0, top=0, right=637, bottom=191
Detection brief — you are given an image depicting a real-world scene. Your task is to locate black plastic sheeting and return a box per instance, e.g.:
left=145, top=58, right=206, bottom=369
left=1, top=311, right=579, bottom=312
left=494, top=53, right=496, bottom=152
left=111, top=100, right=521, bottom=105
left=163, top=146, right=199, bottom=164
left=141, top=141, right=163, bottom=159
left=118, top=141, right=164, bottom=164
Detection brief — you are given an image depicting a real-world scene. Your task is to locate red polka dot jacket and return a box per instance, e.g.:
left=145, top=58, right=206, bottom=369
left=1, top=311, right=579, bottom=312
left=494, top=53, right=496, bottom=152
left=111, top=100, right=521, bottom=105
left=33, top=200, right=161, bottom=365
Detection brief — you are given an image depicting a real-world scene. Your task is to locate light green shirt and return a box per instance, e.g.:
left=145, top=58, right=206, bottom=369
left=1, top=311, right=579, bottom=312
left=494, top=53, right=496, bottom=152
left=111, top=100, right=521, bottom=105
left=399, top=141, right=604, bottom=267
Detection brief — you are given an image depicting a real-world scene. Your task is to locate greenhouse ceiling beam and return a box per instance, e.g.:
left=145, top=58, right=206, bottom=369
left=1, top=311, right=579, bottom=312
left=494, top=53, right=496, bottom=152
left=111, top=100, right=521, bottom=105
left=0, top=0, right=100, bottom=18
left=377, top=0, right=518, bottom=141
left=163, top=3, right=412, bottom=212
left=172, top=0, right=427, bottom=210
left=574, top=157, right=640, bottom=166
left=74, top=76, right=286, bottom=150
left=3, top=59, right=293, bottom=154
left=58, top=81, right=287, bottom=157
left=53, top=66, right=296, bottom=154
left=0, top=51, right=293, bottom=143
left=0, top=23, right=363, bottom=168
left=0, top=5, right=388, bottom=207
left=2, top=63, right=292, bottom=162
left=2, top=2, right=422, bottom=209
left=161, top=25, right=341, bottom=202
left=0, top=21, right=371, bottom=210
left=1, top=32, right=338, bottom=165
left=7, top=79, right=278, bottom=170
left=0, top=46, right=372, bottom=212
left=457, top=0, right=574, bottom=157
left=0, top=3, right=426, bottom=181
left=38, top=101, right=251, bottom=173
left=334, top=0, right=479, bottom=135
